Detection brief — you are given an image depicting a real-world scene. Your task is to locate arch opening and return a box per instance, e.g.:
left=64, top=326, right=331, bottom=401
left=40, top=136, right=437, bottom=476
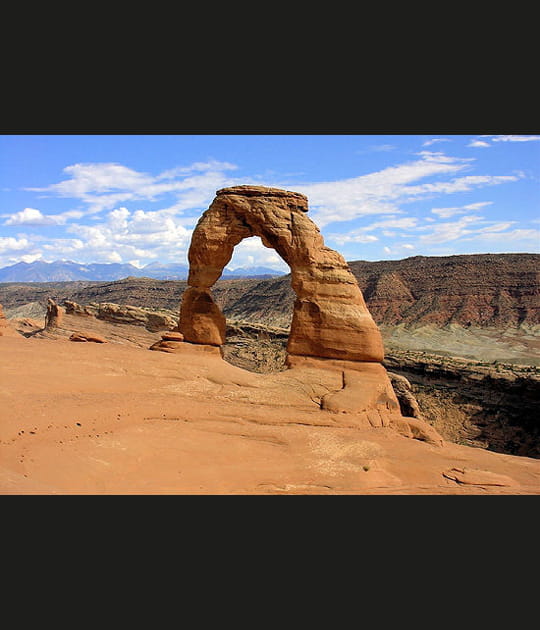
left=219, top=235, right=293, bottom=373
left=225, top=235, right=289, bottom=277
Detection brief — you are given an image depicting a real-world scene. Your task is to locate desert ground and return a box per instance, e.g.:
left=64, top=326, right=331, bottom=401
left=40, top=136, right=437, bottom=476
left=1, top=329, right=539, bottom=495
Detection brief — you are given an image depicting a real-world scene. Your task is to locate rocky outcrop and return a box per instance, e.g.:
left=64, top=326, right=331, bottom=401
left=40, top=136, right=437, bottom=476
left=284, top=354, right=443, bottom=446
left=178, top=288, right=226, bottom=346
left=11, top=317, right=42, bottom=337
left=179, top=185, right=384, bottom=362
left=45, top=298, right=63, bottom=328
left=161, top=331, right=184, bottom=342
left=64, top=300, right=97, bottom=317
left=69, top=332, right=107, bottom=343
left=387, top=371, right=423, bottom=419
left=64, top=300, right=177, bottom=332
left=149, top=331, right=221, bottom=356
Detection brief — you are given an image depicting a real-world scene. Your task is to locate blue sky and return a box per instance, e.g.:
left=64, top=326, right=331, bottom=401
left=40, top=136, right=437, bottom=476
left=0, top=134, right=538, bottom=271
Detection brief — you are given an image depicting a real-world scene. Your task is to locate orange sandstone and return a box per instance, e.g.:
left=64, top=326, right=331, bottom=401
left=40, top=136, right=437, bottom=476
left=179, top=185, right=384, bottom=362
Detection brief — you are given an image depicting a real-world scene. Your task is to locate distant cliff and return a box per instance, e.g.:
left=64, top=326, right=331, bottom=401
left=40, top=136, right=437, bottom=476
left=219, top=253, right=540, bottom=329
left=350, top=253, right=540, bottom=328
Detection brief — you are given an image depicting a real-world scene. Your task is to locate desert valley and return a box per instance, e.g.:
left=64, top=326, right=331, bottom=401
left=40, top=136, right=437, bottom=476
left=1, top=185, right=539, bottom=494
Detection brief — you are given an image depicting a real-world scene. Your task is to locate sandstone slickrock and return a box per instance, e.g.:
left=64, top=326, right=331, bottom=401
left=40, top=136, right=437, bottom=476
left=2, top=333, right=538, bottom=494
left=0, top=304, right=18, bottom=337
left=179, top=185, right=384, bottom=362
left=442, top=467, right=518, bottom=487
left=11, top=317, right=42, bottom=337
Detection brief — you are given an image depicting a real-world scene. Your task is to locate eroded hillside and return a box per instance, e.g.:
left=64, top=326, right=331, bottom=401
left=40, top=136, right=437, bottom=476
left=2, top=253, right=537, bottom=330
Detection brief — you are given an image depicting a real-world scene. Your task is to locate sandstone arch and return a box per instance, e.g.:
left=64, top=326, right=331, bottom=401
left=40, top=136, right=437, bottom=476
left=178, top=185, right=384, bottom=363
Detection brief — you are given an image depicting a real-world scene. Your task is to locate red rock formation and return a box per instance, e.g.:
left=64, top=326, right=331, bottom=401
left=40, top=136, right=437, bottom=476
left=161, top=331, right=184, bottom=342
left=45, top=298, right=63, bottom=328
left=285, top=354, right=443, bottom=445
left=69, top=332, right=107, bottom=343
left=64, top=300, right=177, bottom=332
left=177, top=185, right=442, bottom=444
left=179, top=185, right=384, bottom=362
left=387, top=371, right=423, bottom=420
left=149, top=335, right=221, bottom=356
left=178, top=287, right=226, bottom=346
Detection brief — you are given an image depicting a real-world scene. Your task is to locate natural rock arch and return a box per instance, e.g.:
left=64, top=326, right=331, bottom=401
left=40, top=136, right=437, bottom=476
left=178, top=185, right=384, bottom=364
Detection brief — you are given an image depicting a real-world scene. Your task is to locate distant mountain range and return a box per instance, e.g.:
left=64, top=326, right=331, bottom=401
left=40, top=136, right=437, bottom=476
left=0, top=260, right=287, bottom=282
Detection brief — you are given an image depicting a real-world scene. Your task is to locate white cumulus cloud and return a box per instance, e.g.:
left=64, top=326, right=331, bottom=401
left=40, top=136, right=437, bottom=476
left=63, top=206, right=194, bottom=265
left=0, top=236, right=30, bottom=252
left=468, top=227, right=540, bottom=242
left=4, top=208, right=58, bottom=226
left=382, top=243, right=416, bottom=255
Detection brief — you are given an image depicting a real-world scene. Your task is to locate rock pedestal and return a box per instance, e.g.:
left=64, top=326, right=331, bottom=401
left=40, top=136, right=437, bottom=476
left=178, top=287, right=225, bottom=346
left=45, top=298, right=63, bottom=329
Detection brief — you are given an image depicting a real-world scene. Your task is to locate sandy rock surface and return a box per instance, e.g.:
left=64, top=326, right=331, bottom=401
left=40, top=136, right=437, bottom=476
left=0, top=304, right=18, bottom=337
left=1, top=334, right=539, bottom=495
